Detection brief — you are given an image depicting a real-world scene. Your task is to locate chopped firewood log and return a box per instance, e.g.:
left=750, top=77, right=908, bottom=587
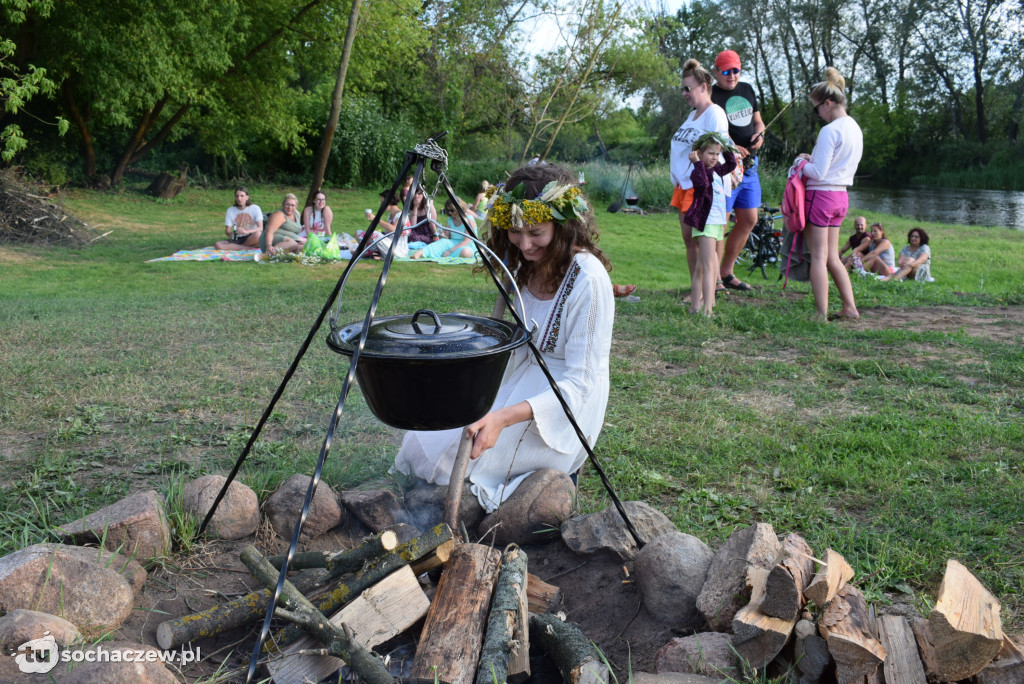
left=410, top=539, right=456, bottom=576
left=267, top=530, right=399, bottom=573
left=804, top=548, right=854, bottom=609
left=240, top=545, right=393, bottom=684
left=761, top=533, right=816, bottom=620
left=156, top=568, right=330, bottom=650
left=970, top=635, right=1024, bottom=684
left=732, top=567, right=797, bottom=668
left=910, top=617, right=940, bottom=679
left=527, top=573, right=562, bottom=614
left=817, top=585, right=886, bottom=683
left=267, top=564, right=429, bottom=684
left=925, top=559, right=1003, bottom=681
left=411, top=543, right=501, bottom=684
left=530, top=613, right=609, bottom=684
left=865, top=607, right=884, bottom=684
left=876, top=614, right=927, bottom=684
left=793, top=618, right=832, bottom=683
left=269, top=523, right=454, bottom=652
left=509, top=565, right=530, bottom=682
left=476, top=547, right=530, bottom=684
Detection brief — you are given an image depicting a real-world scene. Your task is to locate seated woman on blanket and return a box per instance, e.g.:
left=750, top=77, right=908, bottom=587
left=881, top=227, right=932, bottom=282
left=851, top=222, right=895, bottom=277
left=393, top=163, right=614, bottom=512
left=259, top=193, right=304, bottom=256
left=299, top=190, right=333, bottom=244
left=411, top=198, right=478, bottom=259
left=214, top=187, right=263, bottom=251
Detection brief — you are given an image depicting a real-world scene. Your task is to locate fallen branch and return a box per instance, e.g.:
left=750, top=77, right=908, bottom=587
left=476, top=547, right=529, bottom=684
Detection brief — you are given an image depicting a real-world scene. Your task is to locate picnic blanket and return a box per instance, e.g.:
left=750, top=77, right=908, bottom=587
left=146, top=248, right=477, bottom=265
left=146, top=248, right=261, bottom=262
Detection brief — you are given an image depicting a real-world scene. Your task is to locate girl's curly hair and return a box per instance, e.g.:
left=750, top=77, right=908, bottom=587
left=479, top=163, right=611, bottom=293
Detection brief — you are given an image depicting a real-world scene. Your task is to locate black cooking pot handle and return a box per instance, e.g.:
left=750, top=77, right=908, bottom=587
left=410, top=309, right=442, bottom=335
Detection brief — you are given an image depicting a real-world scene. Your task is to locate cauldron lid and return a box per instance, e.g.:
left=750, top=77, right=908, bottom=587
left=327, top=309, right=526, bottom=359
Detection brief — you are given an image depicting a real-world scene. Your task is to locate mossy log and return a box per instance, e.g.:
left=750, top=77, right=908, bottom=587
left=530, top=613, right=608, bottom=684
left=241, top=545, right=393, bottom=684
left=475, top=547, right=529, bottom=684
left=155, top=567, right=329, bottom=650
left=267, top=529, right=398, bottom=573
left=268, top=523, right=453, bottom=652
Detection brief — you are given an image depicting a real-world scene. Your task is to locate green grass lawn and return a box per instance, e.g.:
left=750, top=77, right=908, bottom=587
left=2, top=180, right=1023, bottom=631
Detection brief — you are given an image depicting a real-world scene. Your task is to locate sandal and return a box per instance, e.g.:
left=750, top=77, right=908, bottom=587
left=722, top=274, right=755, bottom=292
left=715, top=280, right=726, bottom=293
left=613, top=284, right=637, bottom=297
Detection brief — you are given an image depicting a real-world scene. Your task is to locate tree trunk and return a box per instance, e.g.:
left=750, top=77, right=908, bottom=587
left=307, top=0, right=364, bottom=208
left=63, top=84, right=96, bottom=179
left=109, top=96, right=167, bottom=186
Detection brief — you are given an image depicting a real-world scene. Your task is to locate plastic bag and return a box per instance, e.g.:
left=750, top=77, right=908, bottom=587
left=321, top=234, right=342, bottom=260
left=303, top=233, right=324, bottom=256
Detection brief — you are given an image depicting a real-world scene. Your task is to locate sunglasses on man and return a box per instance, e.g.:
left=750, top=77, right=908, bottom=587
left=719, top=68, right=740, bottom=76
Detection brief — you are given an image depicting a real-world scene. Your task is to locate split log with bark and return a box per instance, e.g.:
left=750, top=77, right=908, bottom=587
left=921, top=559, right=1003, bottom=681
left=761, top=532, right=816, bottom=620
left=876, top=614, right=927, bottom=684
left=970, top=635, right=1024, bottom=684
left=804, top=548, right=854, bottom=608
left=411, top=543, right=501, bottom=684
left=817, top=584, right=886, bottom=683
left=732, top=567, right=797, bottom=668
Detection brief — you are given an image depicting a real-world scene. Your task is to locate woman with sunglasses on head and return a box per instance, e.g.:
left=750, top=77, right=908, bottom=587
left=670, top=58, right=730, bottom=305
left=798, top=67, right=862, bottom=321
left=711, top=50, right=765, bottom=293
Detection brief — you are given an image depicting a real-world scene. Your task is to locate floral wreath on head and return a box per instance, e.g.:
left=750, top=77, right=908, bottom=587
left=482, top=180, right=590, bottom=232
left=692, top=131, right=738, bottom=155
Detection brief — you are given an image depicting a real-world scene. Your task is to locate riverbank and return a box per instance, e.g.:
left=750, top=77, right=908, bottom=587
left=1, top=184, right=1022, bottom=633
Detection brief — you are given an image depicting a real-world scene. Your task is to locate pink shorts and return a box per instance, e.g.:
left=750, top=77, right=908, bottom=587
left=804, top=190, right=849, bottom=228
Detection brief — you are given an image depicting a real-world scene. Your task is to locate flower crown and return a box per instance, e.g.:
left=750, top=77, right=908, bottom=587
left=483, top=181, right=590, bottom=231
left=693, top=131, right=738, bottom=155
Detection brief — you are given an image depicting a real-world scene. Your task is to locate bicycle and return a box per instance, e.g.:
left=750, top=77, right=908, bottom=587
left=742, top=204, right=783, bottom=279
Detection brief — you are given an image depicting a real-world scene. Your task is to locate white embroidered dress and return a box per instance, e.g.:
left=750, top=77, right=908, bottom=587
left=393, top=251, right=614, bottom=512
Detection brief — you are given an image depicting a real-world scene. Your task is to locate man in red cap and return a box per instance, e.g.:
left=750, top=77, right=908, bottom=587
left=711, top=50, right=765, bottom=293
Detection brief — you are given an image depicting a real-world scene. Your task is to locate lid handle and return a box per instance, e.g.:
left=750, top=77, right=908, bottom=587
left=410, top=309, right=443, bottom=335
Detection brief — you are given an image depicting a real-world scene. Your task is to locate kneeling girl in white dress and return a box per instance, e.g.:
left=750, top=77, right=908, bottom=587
left=393, top=163, right=615, bottom=512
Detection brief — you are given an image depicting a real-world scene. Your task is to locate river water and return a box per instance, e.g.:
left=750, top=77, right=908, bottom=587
left=847, top=185, right=1024, bottom=231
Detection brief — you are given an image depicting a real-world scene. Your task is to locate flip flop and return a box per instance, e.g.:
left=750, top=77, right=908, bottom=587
left=827, top=312, right=861, bottom=322
left=613, top=284, right=637, bottom=297
left=721, top=274, right=755, bottom=292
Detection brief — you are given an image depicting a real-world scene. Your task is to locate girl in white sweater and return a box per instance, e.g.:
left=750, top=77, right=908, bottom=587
left=798, top=68, right=862, bottom=322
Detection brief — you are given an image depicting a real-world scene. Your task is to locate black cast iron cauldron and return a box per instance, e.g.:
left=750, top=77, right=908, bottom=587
left=327, top=309, right=530, bottom=430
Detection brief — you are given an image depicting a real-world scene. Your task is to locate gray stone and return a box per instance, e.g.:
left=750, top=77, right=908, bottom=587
left=696, top=522, right=781, bottom=631
left=633, top=671, right=727, bottom=684
left=265, top=474, right=344, bottom=541
left=654, top=632, right=741, bottom=679
left=477, top=469, right=574, bottom=546
left=340, top=488, right=410, bottom=532
left=0, top=543, right=134, bottom=636
left=54, top=640, right=181, bottom=683
left=561, top=501, right=677, bottom=560
left=56, top=490, right=171, bottom=561
left=634, top=532, right=713, bottom=629
left=182, top=474, right=259, bottom=540
left=0, top=609, right=80, bottom=651
left=403, top=480, right=485, bottom=534
left=39, top=544, right=146, bottom=596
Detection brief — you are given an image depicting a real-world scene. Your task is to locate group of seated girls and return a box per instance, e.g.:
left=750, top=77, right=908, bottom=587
left=841, top=218, right=933, bottom=282
left=358, top=179, right=482, bottom=260
left=213, top=187, right=333, bottom=256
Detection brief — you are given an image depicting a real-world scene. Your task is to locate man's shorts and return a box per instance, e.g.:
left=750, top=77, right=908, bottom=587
left=726, top=157, right=762, bottom=212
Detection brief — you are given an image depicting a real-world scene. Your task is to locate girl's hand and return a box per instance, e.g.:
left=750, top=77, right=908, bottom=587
left=688, top=150, right=700, bottom=163
left=466, top=413, right=506, bottom=460
left=797, top=153, right=811, bottom=161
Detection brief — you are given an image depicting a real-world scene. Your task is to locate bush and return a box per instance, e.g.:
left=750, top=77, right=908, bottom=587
left=327, top=98, right=419, bottom=188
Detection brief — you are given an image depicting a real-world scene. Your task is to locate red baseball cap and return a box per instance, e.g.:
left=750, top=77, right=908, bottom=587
left=715, top=50, right=741, bottom=71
